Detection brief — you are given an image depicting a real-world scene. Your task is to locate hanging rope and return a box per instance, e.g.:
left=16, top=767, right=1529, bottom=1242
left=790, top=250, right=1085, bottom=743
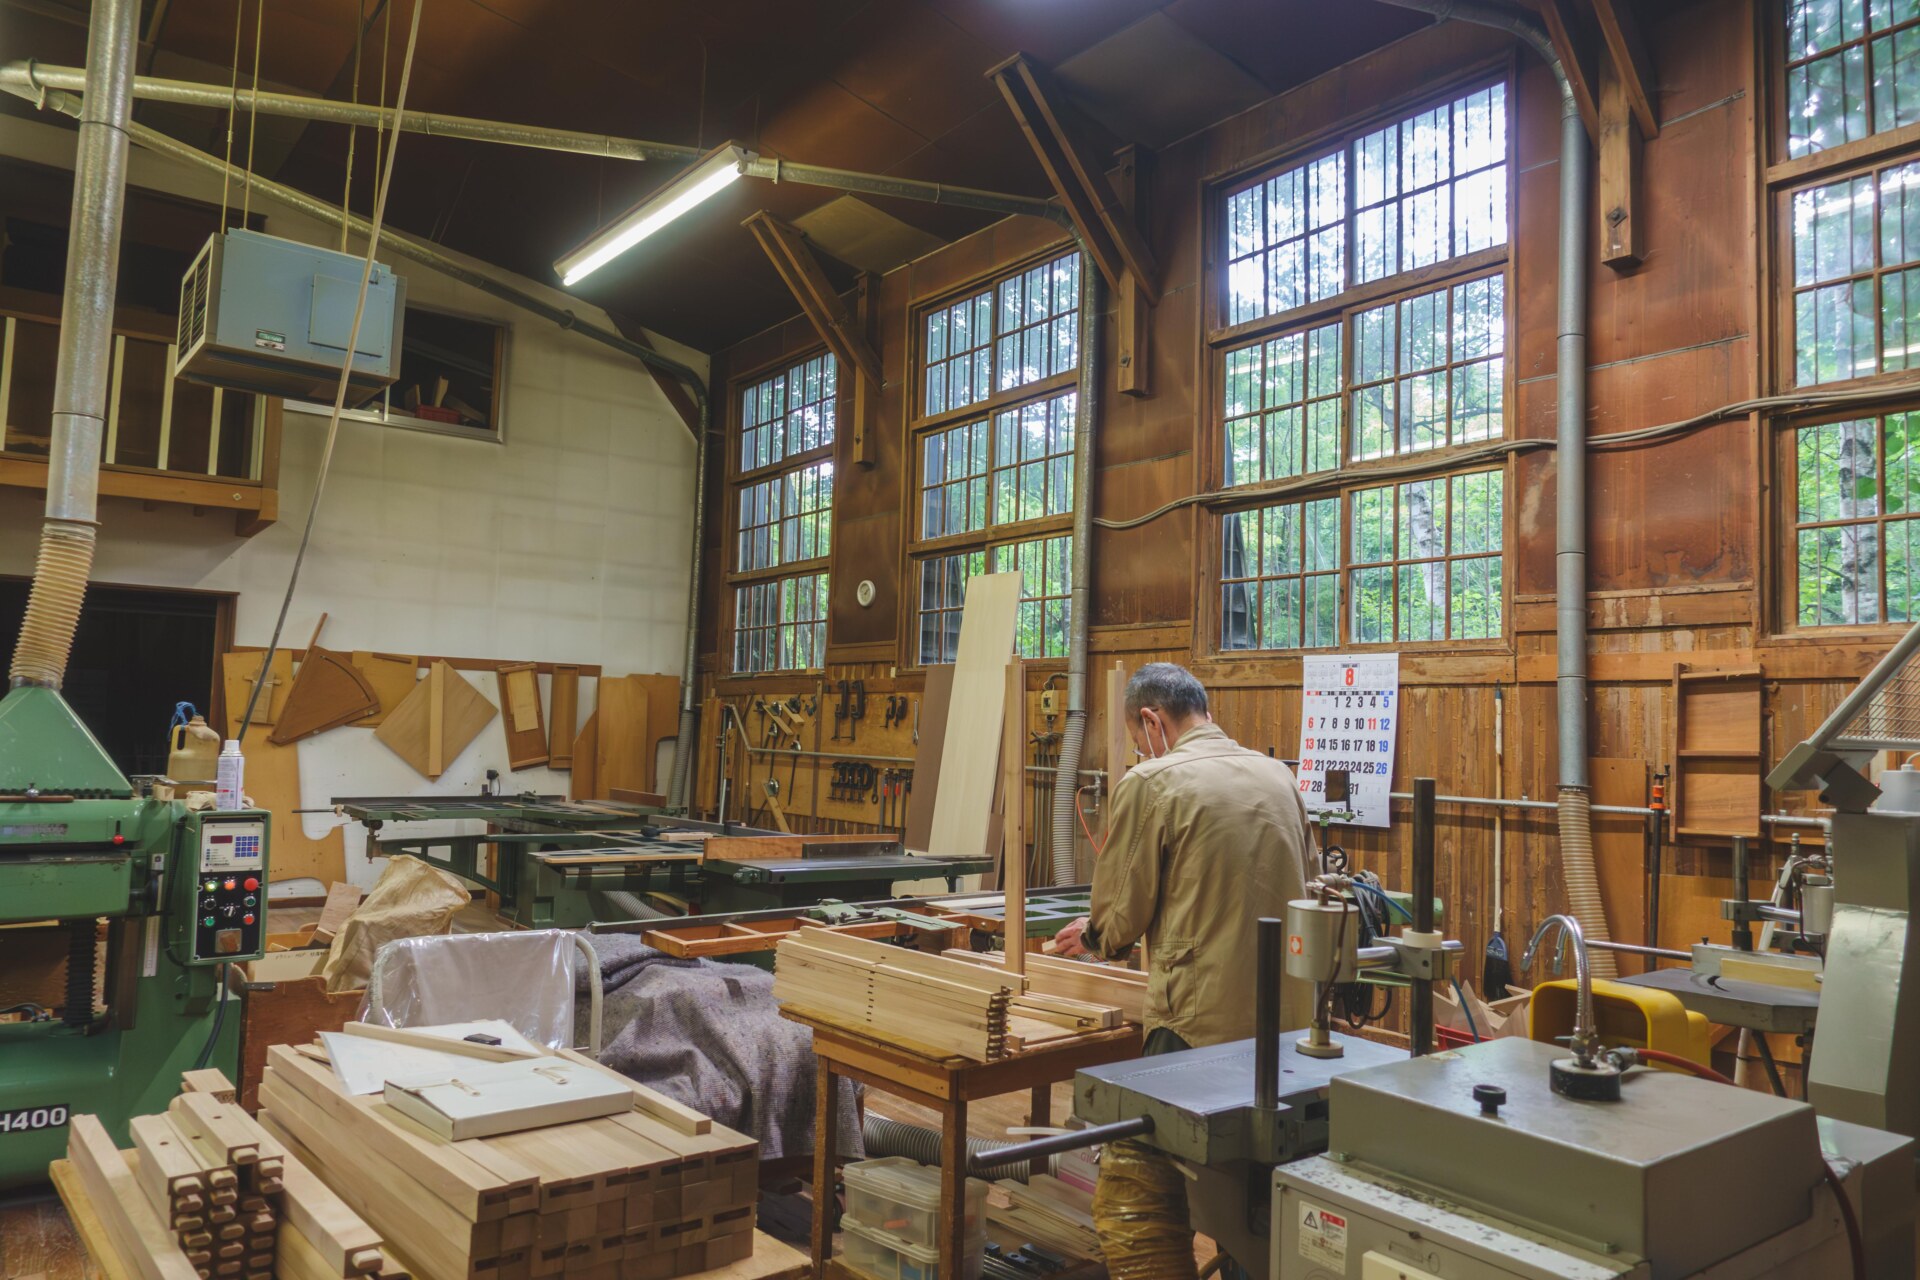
left=240, top=0, right=265, bottom=222
left=218, top=0, right=244, bottom=224
left=339, top=0, right=364, bottom=252
left=236, top=0, right=424, bottom=740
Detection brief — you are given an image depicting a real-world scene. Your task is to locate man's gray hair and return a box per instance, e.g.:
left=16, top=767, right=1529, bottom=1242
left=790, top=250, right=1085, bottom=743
left=1125, top=662, right=1209, bottom=719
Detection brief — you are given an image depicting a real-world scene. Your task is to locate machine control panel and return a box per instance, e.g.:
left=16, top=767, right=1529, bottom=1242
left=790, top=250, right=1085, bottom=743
left=189, top=817, right=267, bottom=961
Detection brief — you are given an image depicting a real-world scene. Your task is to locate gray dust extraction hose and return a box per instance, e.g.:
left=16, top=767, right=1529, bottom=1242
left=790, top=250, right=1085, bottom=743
left=10, top=0, right=137, bottom=689
left=1048, top=260, right=1103, bottom=885
left=861, top=1113, right=1049, bottom=1183
left=666, top=403, right=709, bottom=814
left=1375, top=0, right=1612, bottom=974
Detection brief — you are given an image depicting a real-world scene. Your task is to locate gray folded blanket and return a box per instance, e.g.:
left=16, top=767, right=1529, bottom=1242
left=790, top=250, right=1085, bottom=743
left=577, top=932, right=863, bottom=1162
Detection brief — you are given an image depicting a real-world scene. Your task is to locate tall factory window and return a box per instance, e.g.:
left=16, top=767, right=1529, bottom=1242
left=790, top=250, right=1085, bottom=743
left=910, top=250, right=1082, bottom=665
left=1786, top=413, right=1920, bottom=625
left=1211, top=79, right=1511, bottom=654
left=728, top=353, right=837, bottom=673
left=1223, top=81, right=1507, bottom=326
left=1785, top=161, right=1920, bottom=386
left=1784, top=0, right=1920, bottom=159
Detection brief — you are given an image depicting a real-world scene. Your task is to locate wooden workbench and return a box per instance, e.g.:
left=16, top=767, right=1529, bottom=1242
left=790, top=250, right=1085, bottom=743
left=787, top=1010, right=1141, bottom=1280
left=49, top=1158, right=812, bottom=1280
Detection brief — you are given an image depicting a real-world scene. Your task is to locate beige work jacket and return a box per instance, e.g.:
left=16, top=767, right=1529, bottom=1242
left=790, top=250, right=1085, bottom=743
left=1085, top=721, right=1316, bottom=1047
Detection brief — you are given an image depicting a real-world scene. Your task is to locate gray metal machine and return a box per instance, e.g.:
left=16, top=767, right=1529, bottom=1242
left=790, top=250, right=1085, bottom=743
left=1768, top=616, right=1920, bottom=1137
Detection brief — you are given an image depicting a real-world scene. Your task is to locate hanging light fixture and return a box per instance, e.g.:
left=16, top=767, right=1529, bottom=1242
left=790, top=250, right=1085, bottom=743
left=554, top=141, right=752, bottom=286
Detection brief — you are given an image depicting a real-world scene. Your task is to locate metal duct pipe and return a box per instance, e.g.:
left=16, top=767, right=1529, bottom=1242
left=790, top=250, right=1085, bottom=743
left=1374, top=0, right=1613, bottom=974
left=666, top=402, right=710, bottom=812
left=1048, top=262, right=1103, bottom=885
left=6, top=78, right=717, bottom=807
left=0, top=62, right=702, bottom=162
left=8, top=0, right=138, bottom=690
left=0, top=62, right=1068, bottom=228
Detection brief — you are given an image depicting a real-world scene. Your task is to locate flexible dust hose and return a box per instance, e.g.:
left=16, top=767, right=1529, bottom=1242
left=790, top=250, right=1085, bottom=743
left=12, top=523, right=96, bottom=688
left=1049, top=258, right=1103, bottom=886
left=10, top=0, right=138, bottom=690
left=859, top=1114, right=1047, bottom=1183
left=1557, top=789, right=1615, bottom=977
left=1092, top=1139, right=1198, bottom=1280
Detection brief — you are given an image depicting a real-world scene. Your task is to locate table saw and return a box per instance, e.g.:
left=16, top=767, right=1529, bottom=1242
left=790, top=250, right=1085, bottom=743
left=333, top=792, right=992, bottom=925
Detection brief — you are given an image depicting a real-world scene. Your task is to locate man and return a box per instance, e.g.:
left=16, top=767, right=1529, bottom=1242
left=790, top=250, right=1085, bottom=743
left=1051, top=662, right=1314, bottom=1280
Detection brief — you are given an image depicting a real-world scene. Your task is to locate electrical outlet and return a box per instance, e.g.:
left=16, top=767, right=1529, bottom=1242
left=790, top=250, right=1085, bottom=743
left=1040, top=688, right=1060, bottom=716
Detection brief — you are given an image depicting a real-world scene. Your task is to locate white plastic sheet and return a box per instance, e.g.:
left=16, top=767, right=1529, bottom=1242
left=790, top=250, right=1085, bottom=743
left=358, top=929, right=590, bottom=1049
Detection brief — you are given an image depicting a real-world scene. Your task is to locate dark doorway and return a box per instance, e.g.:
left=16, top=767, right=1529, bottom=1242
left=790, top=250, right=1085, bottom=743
left=0, top=582, right=227, bottom=776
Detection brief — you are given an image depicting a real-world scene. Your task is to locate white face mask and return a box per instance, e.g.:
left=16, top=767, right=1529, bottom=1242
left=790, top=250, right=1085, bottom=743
left=1136, top=712, right=1171, bottom=760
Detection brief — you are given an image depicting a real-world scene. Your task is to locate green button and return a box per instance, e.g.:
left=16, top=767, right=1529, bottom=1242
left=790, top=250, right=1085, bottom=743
left=204, top=916, right=215, bottom=927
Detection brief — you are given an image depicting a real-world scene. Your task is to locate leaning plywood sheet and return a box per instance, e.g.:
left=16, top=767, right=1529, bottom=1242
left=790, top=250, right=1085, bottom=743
left=570, top=712, right=600, bottom=800
left=272, top=649, right=380, bottom=745
left=596, top=677, right=651, bottom=796
left=374, top=662, right=497, bottom=779
left=223, top=650, right=293, bottom=735
left=494, top=663, right=548, bottom=770
left=350, top=653, right=419, bottom=729
left=548, top=665, right=581, bottom=770
left=926, top=573, right=1021, bottom=861
left=237, top=727, right=346, bottom=885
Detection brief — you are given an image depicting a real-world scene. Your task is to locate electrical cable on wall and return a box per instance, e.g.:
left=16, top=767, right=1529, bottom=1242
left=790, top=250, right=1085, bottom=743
left=235, top=0, right=424, bottom=740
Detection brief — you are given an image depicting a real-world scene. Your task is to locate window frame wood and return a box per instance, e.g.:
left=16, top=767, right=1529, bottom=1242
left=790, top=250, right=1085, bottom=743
left=721, top=345, right=842, bottom=676
left=902, top=241, right=1083, bottom=669
left=1770, top=0, right=1920, bottom=167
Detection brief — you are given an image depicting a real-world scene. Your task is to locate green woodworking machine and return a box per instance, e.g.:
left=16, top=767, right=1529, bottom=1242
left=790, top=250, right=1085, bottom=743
left=0, top=685, right=271, bottom=1191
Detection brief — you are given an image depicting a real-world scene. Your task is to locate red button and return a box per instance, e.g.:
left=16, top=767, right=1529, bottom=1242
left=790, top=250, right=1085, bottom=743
left=243, top=877, right=259, bottom=891
left=243, top=914, right=255, bottom=925
left=111, top=834, right=124, bottom=845
left=223, top=879, right=236, bottom=890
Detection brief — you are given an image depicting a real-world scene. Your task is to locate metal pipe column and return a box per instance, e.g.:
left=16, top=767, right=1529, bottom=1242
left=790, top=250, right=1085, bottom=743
left=8, top=0, right=138, bottom=689
left=1410, top=778, right=1437, bottom=1056
left=1371, top=0, right=1613, bottom=973
left=1048, top=260, right=1103, bottom=884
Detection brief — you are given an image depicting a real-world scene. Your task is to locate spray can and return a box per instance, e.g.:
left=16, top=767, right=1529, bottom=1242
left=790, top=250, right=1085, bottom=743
left=216, top=740, right=246, bottom=811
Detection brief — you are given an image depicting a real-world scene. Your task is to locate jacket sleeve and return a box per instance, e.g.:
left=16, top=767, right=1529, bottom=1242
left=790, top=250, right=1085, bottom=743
left=1085, top=771, right=1166, bottom=961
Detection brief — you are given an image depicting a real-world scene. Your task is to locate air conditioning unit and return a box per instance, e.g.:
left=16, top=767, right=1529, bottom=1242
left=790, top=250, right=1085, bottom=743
left=175, top=228, right=407, bottom=406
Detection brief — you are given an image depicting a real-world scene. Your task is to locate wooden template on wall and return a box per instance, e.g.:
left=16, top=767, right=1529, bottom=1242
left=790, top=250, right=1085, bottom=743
left=927, top=573, right=1021, bottom=861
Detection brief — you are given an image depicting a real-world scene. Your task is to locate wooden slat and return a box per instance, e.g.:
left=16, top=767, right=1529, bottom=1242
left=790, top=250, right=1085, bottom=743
left=551, top=1047, right=713, bottom=1137
left=1598, top=62, right=1643, bottom=268
left=68, top=1117, right=201, bottom=1280
left=927, top=573, right=1021, bottom=862
left=1531, top=0, right=1601, bottom=139
left=742, top=212, right=883, bottom=391
left=1591, top=0, right=1657, bottom=137
left=548, top=664, right=581, bottom=770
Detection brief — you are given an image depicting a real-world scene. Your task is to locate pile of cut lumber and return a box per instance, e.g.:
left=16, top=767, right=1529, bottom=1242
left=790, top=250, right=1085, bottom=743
left=942, top=949, right=1147, bottom=1027
left=258, top=1040, right=758, bottom=1280
left=66, top=1068, right=400, bottom=1280
left=987, top=1175, right=1100, bottom=1262
left=773, top=930, right=1129, bottom=1061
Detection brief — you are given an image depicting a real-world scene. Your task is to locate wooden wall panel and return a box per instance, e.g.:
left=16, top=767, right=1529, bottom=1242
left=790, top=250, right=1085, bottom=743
left=682, top=0, right=1894, bottom=1033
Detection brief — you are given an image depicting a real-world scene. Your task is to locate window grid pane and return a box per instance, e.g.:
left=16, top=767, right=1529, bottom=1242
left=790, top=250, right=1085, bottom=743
left=997, top=253, right=1082, bottom=392
left=1353, top=83, right=1509, bottom=286
left=1226, top=152, right=1349, bottom=326
left=1220, top=497, right=1342, bottom=650
left=1349, top=274, right=1506, bottom=461
left=1347, top=467, right=1504, bottom=642
left=992, top=390, right=1078, bottom=524
left=1791, top=413, right=1920, bottom=626
left=993, top=534, right=1074, bottom=659
left=1791, top=161, right=1920, bottom=386
left=736, top=460, right=834, bottom=572
left=917, top=550, right=988, bottom=664
left=1787, top=0, right=1920, bottom=158
left=1222, top=323, right=1343, bottom=487
left=921, top=420, right=989, bottom=539
left=740, top=355, right=837, bottom=472
left=733, top=572, right=830, bottom=674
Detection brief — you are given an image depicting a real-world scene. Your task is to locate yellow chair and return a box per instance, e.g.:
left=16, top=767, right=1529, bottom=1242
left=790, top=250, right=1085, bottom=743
left=1528, top=978, right=1712, bottom=1067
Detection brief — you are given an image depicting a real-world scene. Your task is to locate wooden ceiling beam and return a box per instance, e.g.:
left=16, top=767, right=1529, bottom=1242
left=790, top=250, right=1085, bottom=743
left=744, top=211, right=882, bottom=465
left=743, top=211, right=883, bottom=392
left=1589, top=0, right=1658, bottom=138
left=988, top=54, right=1160, bottom=305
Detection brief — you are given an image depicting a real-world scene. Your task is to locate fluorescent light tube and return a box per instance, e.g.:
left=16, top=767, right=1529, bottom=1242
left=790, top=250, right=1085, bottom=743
left=556, top=142, right=750, bottom=286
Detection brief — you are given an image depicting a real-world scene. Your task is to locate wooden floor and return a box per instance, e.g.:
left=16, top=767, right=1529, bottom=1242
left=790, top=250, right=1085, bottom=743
left=0, top=1194, right=103, bottom=1280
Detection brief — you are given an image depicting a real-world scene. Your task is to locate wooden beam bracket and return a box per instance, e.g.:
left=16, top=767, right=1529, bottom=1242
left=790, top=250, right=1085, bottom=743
left=743, top=211, right=882, bottom=466
left=989, top=55, right=1160, bottom=309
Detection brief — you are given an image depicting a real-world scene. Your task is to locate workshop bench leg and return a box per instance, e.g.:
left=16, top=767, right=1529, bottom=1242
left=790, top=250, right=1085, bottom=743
left=812, top=1066, right=838, bottom=1275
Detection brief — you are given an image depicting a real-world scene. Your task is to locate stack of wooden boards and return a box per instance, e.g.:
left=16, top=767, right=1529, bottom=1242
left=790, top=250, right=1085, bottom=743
left=65, top=1069, right=402, bottom=1280
left=940, top=949, right=1147, bottom=1027
left=986, top=1175, right=1100, bottom=1262
left=771, top=929, right=1132, bottom=1061
left=257, top=1040, right=758, bottom=1280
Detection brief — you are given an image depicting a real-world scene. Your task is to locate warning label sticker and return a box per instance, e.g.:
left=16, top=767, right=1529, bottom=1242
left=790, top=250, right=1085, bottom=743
left=1298, top=1201, right=1348, bottom=1270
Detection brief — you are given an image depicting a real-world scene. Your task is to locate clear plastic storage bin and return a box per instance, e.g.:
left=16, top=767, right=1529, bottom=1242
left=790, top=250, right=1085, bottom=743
left=841, top=1156, right=988, bottom=1255
left=841, top=1216, right=974, bottom=1280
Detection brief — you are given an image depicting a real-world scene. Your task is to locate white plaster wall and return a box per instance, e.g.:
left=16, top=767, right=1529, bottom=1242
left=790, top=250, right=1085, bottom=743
left=0, top=114, right=706, bottom=887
